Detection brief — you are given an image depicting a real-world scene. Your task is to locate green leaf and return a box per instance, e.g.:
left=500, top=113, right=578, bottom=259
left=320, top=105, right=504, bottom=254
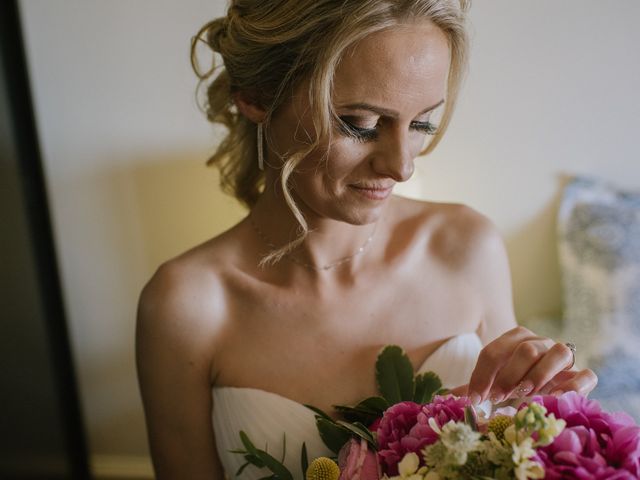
left=334, top=396, right=390, bottom=424
left=375, top=345, right=415, bottom=404
left=357, top=396, right=389, bottom=413
left=316, top=417, right=352, bottom=454
left=300, top=442, right=309, bottom=478
left=244, top=454, right=266, bottom=468
left=240, top=431, right=260, bottom=457
left=280, top=433, right=286, bottom=464
left=254, top=450, right=293, bottom=480
left=414, top=371, right=443, bottom=403
left=436, top=387, right=450, bottom=396
left=304, top=404, right=333, bottom=421
left=236, top=462, right=251, bottom=477
left=336, top=421, right=376, bottom=448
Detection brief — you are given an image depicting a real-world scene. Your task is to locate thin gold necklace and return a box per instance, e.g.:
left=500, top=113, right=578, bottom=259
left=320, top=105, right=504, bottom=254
left=248, top=216, right=377, bottom=271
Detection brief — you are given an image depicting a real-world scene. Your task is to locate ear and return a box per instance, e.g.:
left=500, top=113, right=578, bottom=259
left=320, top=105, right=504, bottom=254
left=232, top=91, right=267, bottom=124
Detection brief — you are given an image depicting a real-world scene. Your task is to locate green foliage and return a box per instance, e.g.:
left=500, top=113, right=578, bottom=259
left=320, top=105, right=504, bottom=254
left=335, top=420, right=376, bottom=447
left=333, top=396, right=389, bottom=424
left=300, top=442, right=309, bottom=478
left=233, top=431, right=293, bottom=480
left=414, top=371, right=443, bottom=403
left=375, top=345, right=415, bottom=404
left=315, top=417, right=352, bottom=454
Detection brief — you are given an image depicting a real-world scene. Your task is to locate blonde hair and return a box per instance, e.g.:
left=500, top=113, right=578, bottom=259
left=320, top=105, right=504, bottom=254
left=191, top=0, right=470, bottom=266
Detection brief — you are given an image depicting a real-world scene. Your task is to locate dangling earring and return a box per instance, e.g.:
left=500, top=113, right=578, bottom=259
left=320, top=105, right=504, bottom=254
left=257, top=122, right=264, bottom=171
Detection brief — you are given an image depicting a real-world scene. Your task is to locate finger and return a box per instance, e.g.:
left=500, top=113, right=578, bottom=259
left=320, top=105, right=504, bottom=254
left=505, top=342, right=574, bottom=398
left=490, top=340, right=548, bottom=401
left=547, top=369, right=598, bottom=397
left=468, top=326, right=540, bottom=403
left=535, top=370, right=575, bottom=394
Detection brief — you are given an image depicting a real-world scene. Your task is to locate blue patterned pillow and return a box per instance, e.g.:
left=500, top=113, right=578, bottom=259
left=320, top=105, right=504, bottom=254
left=558, top=176, right=640, bottom=418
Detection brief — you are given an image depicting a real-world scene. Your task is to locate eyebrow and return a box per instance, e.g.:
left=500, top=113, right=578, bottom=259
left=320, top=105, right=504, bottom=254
left=335, top=99, right=445, bottom=118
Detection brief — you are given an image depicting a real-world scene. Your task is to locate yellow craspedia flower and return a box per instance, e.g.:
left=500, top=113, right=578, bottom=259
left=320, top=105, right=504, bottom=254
left=306, top=457, right=340, bottom=480
left=488, top=415, right=513, bottom=441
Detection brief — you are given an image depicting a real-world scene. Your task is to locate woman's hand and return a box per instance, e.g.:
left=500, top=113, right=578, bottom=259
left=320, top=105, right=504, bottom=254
left=465, top=326, right=598, bottom=404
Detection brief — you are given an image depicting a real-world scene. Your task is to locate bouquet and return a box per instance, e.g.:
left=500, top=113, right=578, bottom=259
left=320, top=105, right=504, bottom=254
left=233, top=346, right=640, bottom=479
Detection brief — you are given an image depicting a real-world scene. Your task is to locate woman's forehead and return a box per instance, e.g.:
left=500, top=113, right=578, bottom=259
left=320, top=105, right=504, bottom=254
left=332, top=23, right=450, bottom=114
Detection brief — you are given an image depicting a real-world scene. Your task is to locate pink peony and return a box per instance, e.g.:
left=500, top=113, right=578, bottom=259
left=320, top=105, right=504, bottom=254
left=338, top=438, right=380, bottom=480
left=375, top=401, right=423, bottom=475
left=376, top=396, right=470, bottom=475
left=529, top=392, right=640, bottom=479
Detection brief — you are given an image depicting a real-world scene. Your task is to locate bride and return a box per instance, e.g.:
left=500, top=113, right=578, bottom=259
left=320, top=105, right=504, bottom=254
left=136, top=1, right=597, bottom=478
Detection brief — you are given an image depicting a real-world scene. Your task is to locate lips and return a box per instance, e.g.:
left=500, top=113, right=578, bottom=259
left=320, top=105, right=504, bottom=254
left=349, top=184, right=394, bottom=200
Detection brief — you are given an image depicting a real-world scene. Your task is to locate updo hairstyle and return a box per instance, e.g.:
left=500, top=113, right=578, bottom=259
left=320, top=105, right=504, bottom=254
left=191, top=0, right=470, bottom=265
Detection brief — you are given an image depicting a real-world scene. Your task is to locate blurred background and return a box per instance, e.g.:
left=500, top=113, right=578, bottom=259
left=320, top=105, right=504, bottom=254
left=3, top=0, right=639, bottom=478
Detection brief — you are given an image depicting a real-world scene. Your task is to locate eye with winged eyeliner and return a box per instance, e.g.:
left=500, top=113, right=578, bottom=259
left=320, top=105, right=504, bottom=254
left=337, top=117, right=438, bottom=142
left=335, top=99, right=444, bottom=142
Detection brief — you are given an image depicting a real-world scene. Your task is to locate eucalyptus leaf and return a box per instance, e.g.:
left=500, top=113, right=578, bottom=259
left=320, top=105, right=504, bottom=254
left=240, top=431, right=260, bottom=457
left=300, top=442, right=309, bottom=478
left=414, top=371, right=442, bottom=403
left=304, top=404, right=333, bottom=421
left=332, top=405, right=378, bottom=425
left=244, top=453, right=266, bottom=468
left=375, top=345, right=415, bottom=403
left=254, top=450, right=293, bottom=480
left=316, top=417, right=352, bottom=454
left=280, top=433, right=286, bottom=464
left=236, top=462, right=251, bottom=477
left=336, top=421, right=376, bottom=447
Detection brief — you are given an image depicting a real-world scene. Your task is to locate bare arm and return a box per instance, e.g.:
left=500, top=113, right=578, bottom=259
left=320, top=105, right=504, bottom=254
left=462, top=212, right=597, bottom=401
left=136, top=261, right=225, bottom=480
left=470, top=215, right=518, bottom=344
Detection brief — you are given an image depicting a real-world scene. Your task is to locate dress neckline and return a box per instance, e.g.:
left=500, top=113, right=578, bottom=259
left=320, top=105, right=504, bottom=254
left=212, top=332, right=481, bottom=408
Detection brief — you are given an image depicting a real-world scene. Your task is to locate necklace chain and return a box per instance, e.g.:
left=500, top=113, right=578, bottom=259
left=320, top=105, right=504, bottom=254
left=248, top=216, right=376, bottom=271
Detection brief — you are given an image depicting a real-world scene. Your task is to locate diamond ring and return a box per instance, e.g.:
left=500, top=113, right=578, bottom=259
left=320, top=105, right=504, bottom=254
left=564, top=342, right=577, bottom=370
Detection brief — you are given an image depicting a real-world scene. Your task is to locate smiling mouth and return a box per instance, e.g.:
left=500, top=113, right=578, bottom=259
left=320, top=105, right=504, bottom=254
left=349, top=184, right=394, bottom=200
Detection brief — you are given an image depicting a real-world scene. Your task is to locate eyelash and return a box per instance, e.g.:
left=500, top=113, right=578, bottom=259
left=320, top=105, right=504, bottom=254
left=338, top=118, right=438, bottom=142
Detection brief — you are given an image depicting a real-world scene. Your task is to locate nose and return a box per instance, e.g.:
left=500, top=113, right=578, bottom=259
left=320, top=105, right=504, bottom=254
left=370, top=129, right=416, bottom=182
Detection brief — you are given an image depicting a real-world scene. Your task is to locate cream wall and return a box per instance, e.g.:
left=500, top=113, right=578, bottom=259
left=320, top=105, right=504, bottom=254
left=19, top=0, right=640, bottom=475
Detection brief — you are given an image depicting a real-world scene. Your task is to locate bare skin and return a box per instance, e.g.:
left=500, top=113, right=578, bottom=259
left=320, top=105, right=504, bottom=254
left=136, top=22, right=597, bottom=479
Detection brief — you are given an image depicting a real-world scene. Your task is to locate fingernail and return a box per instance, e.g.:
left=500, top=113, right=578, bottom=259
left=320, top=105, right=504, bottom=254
left=514, top=380, right=534, bottom=397
left=551, top=390, right=563, bottom=397
left=469, top=393, right=481, bottom=405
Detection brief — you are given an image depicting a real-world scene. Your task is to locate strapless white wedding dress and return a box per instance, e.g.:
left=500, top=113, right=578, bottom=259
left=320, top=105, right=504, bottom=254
left=212, top=332, right=483, bottom=480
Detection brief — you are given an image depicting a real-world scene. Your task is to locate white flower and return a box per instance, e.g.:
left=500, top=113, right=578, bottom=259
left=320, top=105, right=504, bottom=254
left=398, top=453, right=420, bottom=477
left=511, top=438, right=544, bottom=480
left=439, top=421, right=481, bottom=456
left=386, top=452, right=430, bottom=480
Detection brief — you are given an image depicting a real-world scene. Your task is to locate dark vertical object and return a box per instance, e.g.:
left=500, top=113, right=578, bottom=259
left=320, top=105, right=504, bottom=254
left=0, top=1, right=91, bottom=479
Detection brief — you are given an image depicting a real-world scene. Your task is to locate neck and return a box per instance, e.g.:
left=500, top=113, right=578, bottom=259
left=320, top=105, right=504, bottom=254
left=248, top=184, right=382, bottom=275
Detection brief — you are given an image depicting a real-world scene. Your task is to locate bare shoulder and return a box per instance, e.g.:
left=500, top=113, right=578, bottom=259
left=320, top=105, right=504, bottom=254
left=391, top=196, right=499, bottom=268
left=136, top=233, right=240, bottom=370
left=391, top=196, right=516, bottom=341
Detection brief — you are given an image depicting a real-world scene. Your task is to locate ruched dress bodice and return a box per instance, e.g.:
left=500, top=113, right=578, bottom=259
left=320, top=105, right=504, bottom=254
left=212, top=332, right=483, bottom=480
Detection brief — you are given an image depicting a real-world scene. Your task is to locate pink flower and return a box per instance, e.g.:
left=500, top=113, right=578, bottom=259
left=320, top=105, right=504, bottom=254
left=376, top=396, right=470, bottom=475
left=338, top=438, right=380, bottom=480
left=375, top=401, right=423, bottom=475
left=529, top=392, right=640, bottom=479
